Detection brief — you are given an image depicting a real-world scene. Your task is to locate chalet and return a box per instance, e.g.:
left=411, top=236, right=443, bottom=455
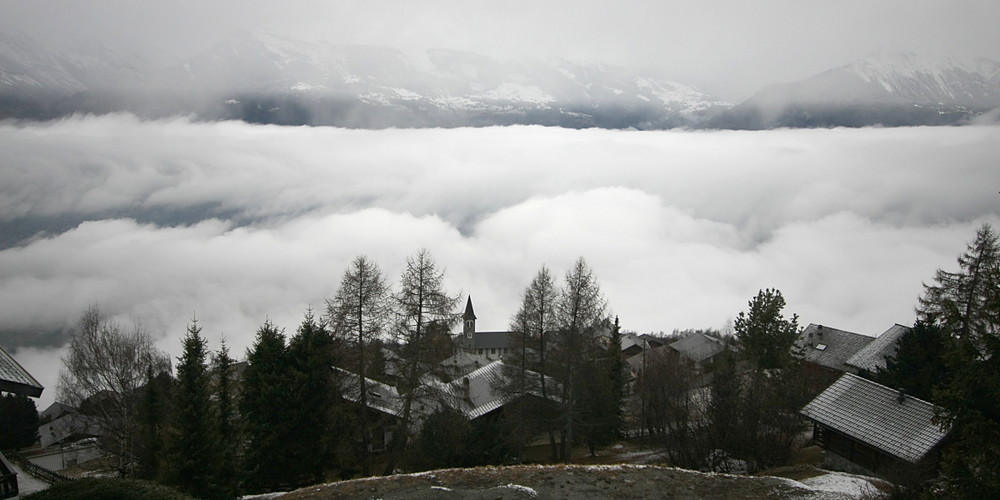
left=795, top=324, right=874, bottom=390
left=845, top=324, right=910, bottom=376
left=1, top=343, right=45, bottom=499
left=800, top=373, right=949, bottom=479
left=668, top=332, right=726, bottom=371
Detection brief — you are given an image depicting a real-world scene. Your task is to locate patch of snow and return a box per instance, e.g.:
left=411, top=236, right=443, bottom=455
left=290, top=82, right=324, bottom=91
left=343, top=74, right=361, bottom=84
left=392, top=87, right=422, bottom=100
left=483, top=83, right=554, bottom=104
left=225, top=99, right=240, bottom=105
left=495, top=483, right=538, bottom=497
left=430, top=485, right=452, bottom=491
left=801, top=471, right=882, bottom=498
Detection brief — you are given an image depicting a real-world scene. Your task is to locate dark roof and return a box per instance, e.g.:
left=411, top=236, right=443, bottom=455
left=0, top=344, right=43, bottom=398
left=669, top=332, right=725, bottom=364
left=464, top=296, right=477, bottom=320
left=846, top=324, right=910, bottom=373
left=800, top=373, right=948, bottom=464
left=474, top=331, right=511, bottom=350
left=796, top=324, right=874, bottom=373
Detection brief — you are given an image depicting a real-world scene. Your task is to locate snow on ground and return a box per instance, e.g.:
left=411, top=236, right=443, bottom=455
left=10, top=461, right=51, bottom=496
left=495, top=483, right=538, bottom=497
left=801, top=471, right=882, bottom=498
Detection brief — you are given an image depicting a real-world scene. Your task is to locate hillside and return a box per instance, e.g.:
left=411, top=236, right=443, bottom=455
left=265, top=465, right=876, bottom=500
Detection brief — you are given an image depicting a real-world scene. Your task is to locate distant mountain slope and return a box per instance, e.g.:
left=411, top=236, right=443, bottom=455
left=0, top=30, right=731, bottom=129
left=713, top=51, right=1000, bottom=129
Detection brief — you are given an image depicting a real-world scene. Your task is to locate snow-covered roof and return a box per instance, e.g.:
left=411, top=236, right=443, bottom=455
left=669, top=332, right=725, bottom=364
left=796, top=324, right=874, bottom=373
left=800, top=373, right=948, bottom=464
left=845, top=324, right=910, bottom=373
left=0, top=344, right=43, bottom=398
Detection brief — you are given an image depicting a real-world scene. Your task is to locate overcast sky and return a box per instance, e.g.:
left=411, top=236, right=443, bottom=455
left=2, top=0, right=1000, bottom=99
left=2, top=115, right=999, bottom=408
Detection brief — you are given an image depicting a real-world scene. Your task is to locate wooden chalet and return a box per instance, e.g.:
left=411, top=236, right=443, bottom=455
left=1, top=344, right=45, bottom=498
left=800, top=373, right=949, bottom=479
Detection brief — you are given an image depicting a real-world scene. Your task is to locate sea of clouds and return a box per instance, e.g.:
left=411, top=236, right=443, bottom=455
left=1, top=114, right=998, bottom=407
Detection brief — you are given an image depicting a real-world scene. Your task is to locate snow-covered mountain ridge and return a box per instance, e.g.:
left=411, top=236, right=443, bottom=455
left=0, top=30, right=730, bottom=128
left=714, top=51, right=1000, bottom=128
left=2, top=30, right=998, bottom=129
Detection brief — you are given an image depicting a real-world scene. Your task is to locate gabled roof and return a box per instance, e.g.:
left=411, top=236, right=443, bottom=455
left=333, top=366, right=402, bottom=416
left=796, top=324, right=874, bottom=373
left=800, top=373, right=948, bottom=464
left=442, top=360, right=510, bottom=419
left=474, top=331, right=511, bottom=350
left=846, top=324, right=910, bottom=373
left=0, top=344, right=43, bottom=397
left=669, top=332, right=725, bottom=364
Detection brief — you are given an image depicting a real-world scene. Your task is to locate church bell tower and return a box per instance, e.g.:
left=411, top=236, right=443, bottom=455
left=463, top=296, right=477, bottom=351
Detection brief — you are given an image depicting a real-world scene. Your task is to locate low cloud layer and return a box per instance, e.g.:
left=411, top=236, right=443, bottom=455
left=1, top=115, right=998, bottom=407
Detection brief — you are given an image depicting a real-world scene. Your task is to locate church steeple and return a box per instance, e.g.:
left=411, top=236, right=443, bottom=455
left=463, top=296, right=476, bottom=339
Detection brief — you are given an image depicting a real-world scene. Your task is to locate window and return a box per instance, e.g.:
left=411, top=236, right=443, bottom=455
left=491, top=348, right=496, bottom=354
left=478, top=349, right=483, bottom=355
left=815, top=343, right=827, bottom=351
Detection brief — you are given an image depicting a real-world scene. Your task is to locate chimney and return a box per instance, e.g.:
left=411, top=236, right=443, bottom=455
left=897, top=388, right=906, bottom=404
left=817, top=325, right=824, bottom=338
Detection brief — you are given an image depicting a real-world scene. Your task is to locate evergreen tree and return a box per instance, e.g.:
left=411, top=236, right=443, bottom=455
left=169, top=317, right=220, bottom=499
left=326, top=255, right=391, bottom=476
left=733, top=288, right=800, bottom=370
left=384, top=249, right=459, bottom=474
left=133, top=367, right=173, bottom=481
left=213, top=338, right=240, bottom=498
left=730, top=288, right=806, bottom=471
left=286, top=309, right=341, bottom=485
left=918, top=223, right=1000, bottom=349
left=0, top=393, right=39, bottom=450
left=916, top=224, right=1000, bottom=495
left=241, top=319, right=292, bottom=492
left=874, top=322, right=953, bottom=403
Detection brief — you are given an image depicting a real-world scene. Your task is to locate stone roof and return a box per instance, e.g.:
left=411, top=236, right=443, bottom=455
left=0, top=344, right=43, bottom=397
left=669, top=332, right=725, bottom=364
left=796, top=324, right=874, bottom=373
left=800, top=373, right=949, bottom=464
left=846, top=324, right=910, bottom=373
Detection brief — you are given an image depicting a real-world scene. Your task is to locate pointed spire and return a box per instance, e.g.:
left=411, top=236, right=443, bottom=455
left=464, top=295, right=477, bottom=320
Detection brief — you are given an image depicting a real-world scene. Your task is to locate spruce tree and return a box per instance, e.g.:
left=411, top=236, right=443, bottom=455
left=241, top=319, right=292, bottom=492
left=286, top=309, right=341, bottom=484
left=874, top=322, right=952, bottom=403
left=213, top=338, right=240, bottom=497
left=917, top=224, right=1000, bottom=495
left=169, top=317, right=220, bottom=499
left=0, top=393, right=39, bottom=450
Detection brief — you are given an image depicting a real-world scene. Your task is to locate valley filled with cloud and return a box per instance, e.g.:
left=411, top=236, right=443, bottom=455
left=1, top=114, right=998, bottom=406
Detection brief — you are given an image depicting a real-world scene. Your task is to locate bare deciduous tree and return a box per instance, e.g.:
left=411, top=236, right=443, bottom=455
left=58, top=305, right=170, bottom=475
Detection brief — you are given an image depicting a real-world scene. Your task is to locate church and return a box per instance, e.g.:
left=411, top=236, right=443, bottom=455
left=457, top=296, right=513, bottom=361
